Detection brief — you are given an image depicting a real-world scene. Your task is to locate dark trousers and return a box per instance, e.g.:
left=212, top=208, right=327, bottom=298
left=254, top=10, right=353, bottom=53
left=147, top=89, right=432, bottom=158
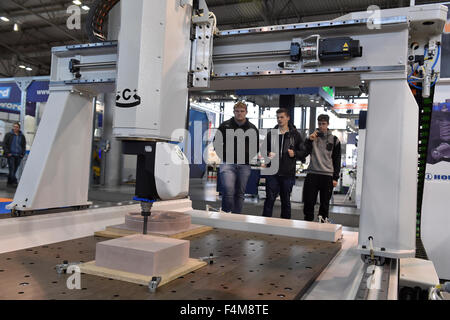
left=7, top=155, right=22, bottom=184
left=303, top=173, right=333, bottom=221
left=263, top=175, right=295, bottom=219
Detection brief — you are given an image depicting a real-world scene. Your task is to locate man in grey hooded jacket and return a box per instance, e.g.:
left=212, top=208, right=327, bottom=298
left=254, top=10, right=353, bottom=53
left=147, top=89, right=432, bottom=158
left=303, top=114, right=341, bottom=223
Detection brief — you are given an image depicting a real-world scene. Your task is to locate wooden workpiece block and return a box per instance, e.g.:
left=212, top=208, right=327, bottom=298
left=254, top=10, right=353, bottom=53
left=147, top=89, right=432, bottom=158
left=79, top=258, right=206, bottom=287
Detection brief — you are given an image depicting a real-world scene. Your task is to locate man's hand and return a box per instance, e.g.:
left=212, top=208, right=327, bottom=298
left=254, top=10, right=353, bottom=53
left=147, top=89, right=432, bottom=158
left=309, top=131, right=318, bottom=141
left=288, top=149, right=295, bottom=158
left=268, top=152, right=276, bottom=159
left=7, top=153, right=11, bottom=157
left=333, top=180, right=338, bottom=188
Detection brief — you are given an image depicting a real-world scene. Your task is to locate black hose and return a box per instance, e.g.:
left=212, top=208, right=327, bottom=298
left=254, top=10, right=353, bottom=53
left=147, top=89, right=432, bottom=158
left=85, top=0, right=120, bottom=42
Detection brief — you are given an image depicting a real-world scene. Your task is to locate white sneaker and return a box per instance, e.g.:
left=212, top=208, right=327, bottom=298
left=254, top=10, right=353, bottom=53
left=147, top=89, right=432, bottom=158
left=318, top=215, right=325, bottom=223
left=324, top=217, right=333, bottom=224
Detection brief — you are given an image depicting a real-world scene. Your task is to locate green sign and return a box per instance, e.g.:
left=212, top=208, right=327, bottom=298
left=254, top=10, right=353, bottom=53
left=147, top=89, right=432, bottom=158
left=322, top=86, right=334, bottom=98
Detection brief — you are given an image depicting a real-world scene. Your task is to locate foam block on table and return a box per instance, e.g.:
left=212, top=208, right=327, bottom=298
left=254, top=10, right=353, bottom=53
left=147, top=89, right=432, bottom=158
left=95, top=234, right=189, bottom=276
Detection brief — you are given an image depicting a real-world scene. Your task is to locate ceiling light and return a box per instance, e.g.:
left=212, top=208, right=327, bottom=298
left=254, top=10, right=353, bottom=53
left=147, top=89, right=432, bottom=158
left=19, top=65, right=26, bottom=69
left=72, top=0, right=82, bottom=5
left=81, top=5, right=90, bottom=10
left=25, top=67, right=32, bottom=71
left=13, top=23, right=19, bottom=31
left=0, top=17, right=10, bottom=22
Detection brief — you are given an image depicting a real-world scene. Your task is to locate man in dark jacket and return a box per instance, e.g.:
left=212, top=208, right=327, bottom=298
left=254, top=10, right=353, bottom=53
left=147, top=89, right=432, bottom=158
left=261, top=108, right=305, bottom=219
left=3, top=122, right=27, bottom=187
left=213, top=101, right=259, bottom=213
left=303, top=114, right=341, bottom=223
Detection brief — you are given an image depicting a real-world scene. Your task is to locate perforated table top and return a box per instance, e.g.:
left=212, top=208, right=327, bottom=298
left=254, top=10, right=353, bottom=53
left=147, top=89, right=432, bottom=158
left=0, top=228, right=341, bottom=300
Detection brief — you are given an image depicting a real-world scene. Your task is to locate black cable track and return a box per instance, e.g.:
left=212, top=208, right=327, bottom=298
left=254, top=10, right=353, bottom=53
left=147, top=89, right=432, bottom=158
left=410, top=84, right=434, bottom=259
left=85, top=0, right=120, bottom=42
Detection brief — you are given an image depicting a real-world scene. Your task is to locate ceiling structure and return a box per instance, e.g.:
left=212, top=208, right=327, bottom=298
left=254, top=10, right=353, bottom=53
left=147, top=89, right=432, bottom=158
left=0, top=0, right=446, bottom=78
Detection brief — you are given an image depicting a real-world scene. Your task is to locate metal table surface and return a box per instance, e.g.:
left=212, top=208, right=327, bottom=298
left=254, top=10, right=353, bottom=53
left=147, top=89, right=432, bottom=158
left=0, top=228, right=341, bottom=300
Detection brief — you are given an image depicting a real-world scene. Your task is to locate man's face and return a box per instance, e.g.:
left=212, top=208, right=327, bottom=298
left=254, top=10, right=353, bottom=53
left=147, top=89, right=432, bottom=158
left=277, top=113, right=290, bottom=128
left=233, top=107, right=247, bottom=122
left=318, top=120, right=329, bottom=133
left=13, top=124, right=20, bottom=134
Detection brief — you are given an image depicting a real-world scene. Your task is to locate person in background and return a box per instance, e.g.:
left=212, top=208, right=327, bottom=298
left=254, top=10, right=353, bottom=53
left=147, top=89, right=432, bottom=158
left=213, top=101, right=259, bottom=213
left=261, top=108, right=305, bottom=219
left=303, top=114, right=341, bottom=223
left=3, top=122, right=26, bottom=187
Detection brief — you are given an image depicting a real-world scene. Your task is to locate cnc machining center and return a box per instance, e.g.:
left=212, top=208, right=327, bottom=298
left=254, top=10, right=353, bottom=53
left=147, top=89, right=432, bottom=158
left=4, top=0, right=447, bottom=299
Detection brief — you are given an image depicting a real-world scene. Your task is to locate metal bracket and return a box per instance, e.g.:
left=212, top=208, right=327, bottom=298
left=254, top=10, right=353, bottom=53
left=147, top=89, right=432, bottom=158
left=190, top=19, right=214, bottom=88
left=278, top=61, right=300, bottom=70
left=148, top=276, right=162, bottom=293
left=198, top=253, right=217, bottom=265
left=192, top=0, right=210, bottom=24
left=361, top=254, right=386, bottom=266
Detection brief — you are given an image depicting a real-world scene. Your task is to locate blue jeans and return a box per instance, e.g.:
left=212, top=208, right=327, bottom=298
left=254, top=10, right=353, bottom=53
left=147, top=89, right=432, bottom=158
left=263, top=175, right=295, bottom=219
left=220, top=164, right=251, bottom=213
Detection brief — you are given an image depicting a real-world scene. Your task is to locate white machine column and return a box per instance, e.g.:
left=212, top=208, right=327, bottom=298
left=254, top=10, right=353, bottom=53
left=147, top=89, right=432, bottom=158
left=113, top=0, right=192, bottom=141
left=102, top=4, right=122, bottom=186
left=358, top=79, right=418, bottom=258
left=8, top=90, right=94, bottom=211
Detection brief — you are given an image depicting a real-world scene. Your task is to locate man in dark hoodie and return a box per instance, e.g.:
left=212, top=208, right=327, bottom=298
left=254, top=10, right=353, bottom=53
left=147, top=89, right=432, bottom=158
left=213, top=101, right=259, bottom=213
left=261, top=108, right=305, bottom=219
left=303, top=114, right=341, bottom=223
left=3, top=122, right=27, bottom=187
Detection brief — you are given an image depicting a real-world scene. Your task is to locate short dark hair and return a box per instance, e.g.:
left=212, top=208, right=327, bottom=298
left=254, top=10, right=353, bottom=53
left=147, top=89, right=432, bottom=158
left=276, top=108, right=290, bottom=117
left=317, top=114, right=329, bottom=123
left=13, top=122, right=20, bottom=128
